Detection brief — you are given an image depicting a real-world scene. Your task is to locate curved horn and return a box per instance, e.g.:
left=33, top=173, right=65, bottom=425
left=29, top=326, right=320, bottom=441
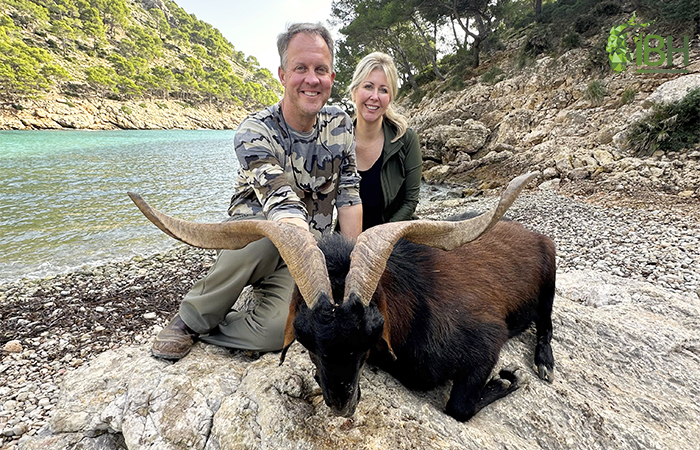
left=127, top=192, right=331, bottom=309
left=343, top=172, right=537, bottom=306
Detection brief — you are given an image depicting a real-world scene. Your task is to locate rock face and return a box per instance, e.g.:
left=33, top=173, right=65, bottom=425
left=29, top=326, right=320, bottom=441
left=403, top=48, right=700, bottom=198
left=18, top=271, right=700, bottom=450
left=0, top=94, right=249, bottom=131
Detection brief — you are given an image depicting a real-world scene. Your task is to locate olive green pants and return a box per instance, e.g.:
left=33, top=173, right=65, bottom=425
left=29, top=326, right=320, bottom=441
left=178, top=237, right=295, bottom=352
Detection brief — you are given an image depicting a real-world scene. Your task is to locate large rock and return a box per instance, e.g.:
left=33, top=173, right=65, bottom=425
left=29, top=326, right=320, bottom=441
left=421, top=120, right=491, bottom=163
left=18, top=271, right=700, bottom=450
left=643, top=74, right=700, bottom=108
left=491, top=109, right=534, bottom=146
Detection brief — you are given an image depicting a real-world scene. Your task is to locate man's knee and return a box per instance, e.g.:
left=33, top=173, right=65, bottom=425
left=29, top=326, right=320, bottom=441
left=249, top=307, right=288, bottom=351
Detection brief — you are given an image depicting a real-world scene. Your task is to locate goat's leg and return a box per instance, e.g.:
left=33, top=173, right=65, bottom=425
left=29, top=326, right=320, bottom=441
left=534, top=280, right=555, bottom=382
left=445, top=363, right=521, bottom=421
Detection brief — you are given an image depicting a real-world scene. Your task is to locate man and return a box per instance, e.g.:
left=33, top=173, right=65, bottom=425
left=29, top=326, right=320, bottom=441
left=152, top=22, right=363, bottom=360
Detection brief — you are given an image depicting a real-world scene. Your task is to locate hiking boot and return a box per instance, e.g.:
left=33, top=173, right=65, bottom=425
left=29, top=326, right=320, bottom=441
left=151, top=315, right=198, bottom=360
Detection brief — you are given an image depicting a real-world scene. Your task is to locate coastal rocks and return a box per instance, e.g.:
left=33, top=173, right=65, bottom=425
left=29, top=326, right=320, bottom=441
left=53, top=113, right=95, bottom=129
left=0, top=246, right=217, bottom=447
left=490, top=108, right=534, bottom=146
left=0, top=94, right=248, bottom=131
left=16, top=270, right=700, bottom=450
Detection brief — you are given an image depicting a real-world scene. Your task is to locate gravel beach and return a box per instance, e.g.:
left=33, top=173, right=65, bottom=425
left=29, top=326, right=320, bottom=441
left=1, top=186, right=699, bottom=449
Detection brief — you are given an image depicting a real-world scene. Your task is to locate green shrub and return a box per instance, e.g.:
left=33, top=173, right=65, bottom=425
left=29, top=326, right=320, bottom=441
left=586, top=35, right=612, bottom=74
left=445, top=75, right=465, bottom=92
left=627, top=87, right=700, bottom=156
left=522, top=24, right=552, bottom=57
left=120, top=105, right=133, bottom=115
left=414, top=67, right=437, bottom=85
left=516, top=24, right=552, bottom=69
left=574, top=15, right=598, bottom=35
left=593, top=1, right=622, bottom=16
left=561, top=33, right=582, bottom=50
left=139, top=102, right=147, bottom=108
left=621, top=88, right=637, bottom=105
left=409, top=88, right=425, bottom=104
left=480, top=66, right=504, bottom=85
left=585, top=80, right=607, bottom=105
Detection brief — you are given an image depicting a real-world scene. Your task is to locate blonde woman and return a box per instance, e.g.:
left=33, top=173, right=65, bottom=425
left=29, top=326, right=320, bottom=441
left=349, top=52, right=423, bottom=230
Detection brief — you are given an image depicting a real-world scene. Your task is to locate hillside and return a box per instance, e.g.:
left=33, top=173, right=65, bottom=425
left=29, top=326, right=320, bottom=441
left=0, top=0, right=282, bottom=129
left=391, top=4, right=700, bottom=205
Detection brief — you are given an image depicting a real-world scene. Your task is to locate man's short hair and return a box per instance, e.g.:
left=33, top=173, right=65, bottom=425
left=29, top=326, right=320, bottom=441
left=277, top=22, right=334, bottom=72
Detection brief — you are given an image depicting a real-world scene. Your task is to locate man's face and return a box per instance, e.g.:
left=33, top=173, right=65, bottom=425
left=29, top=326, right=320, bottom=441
left=279, top=33, right=335, bottom=131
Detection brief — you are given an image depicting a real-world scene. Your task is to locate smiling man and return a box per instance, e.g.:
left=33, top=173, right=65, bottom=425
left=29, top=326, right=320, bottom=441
left=151, top=23, right=363, bottom=360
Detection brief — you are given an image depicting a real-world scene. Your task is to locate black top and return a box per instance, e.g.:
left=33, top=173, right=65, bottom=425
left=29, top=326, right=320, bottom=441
left=358, top=156, right=384, bottom=230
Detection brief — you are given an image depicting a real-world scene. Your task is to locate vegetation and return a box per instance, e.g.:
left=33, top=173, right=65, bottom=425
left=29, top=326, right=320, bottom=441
left=584, top=80, right=606, bottom=106
left=480, top=66, right=504, bottom=85
left=0, top=0, right=281, bottom=108
left=621, top=87, right=636, bottom=105
left=329, top=0, right=697, bottom=102
left=3, top=0, right=697, bottom=119
left=627, top=88, right=700, bottom=156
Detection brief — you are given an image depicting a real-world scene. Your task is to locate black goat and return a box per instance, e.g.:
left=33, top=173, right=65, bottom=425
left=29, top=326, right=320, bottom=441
left=283, top=219, right=556, bottom=421
left=128, top=173, right=554, bottom=422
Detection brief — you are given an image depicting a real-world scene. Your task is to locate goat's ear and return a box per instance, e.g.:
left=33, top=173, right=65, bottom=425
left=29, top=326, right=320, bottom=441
left=280, top=291, right=302, bottom=365
left=374, top=286, right=397, bottom=361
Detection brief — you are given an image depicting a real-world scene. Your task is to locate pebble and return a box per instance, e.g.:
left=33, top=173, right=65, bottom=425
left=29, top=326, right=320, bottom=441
left=3, top=341, right=22, bottom=353
left=143, top=312, right=157, bottom=320
left=418, top=189, right=700, bottom=296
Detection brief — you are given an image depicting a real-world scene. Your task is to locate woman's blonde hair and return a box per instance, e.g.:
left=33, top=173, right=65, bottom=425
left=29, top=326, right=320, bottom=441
left=348, top=52, right=408, bottom=142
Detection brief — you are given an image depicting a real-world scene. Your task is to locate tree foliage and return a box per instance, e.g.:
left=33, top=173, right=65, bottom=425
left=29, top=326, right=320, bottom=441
left=331, top=0, right=696, bottom=101
left=330, top=0, right=506, bottom=102
left=0, top=0, right=281, bottom=108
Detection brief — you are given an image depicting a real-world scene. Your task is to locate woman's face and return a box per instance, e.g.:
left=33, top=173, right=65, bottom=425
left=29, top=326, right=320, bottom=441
left=353, top=68, right=391, bottom=124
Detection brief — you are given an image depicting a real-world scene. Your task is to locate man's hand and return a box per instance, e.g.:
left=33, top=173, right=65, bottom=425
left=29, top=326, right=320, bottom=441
left=279, top=217, right=310, bottom=231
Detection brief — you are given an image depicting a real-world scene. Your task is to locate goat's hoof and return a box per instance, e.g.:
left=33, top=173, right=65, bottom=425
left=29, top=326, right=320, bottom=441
left=498, top=364, right=526, bottom=391
left=309, top=387, right=322, bottom=397
left=535, top=364, right=555, bottom=383
left=307, top=387, right=324, bottom=407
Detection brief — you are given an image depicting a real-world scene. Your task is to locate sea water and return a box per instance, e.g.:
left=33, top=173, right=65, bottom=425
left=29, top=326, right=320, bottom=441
left=0, top=129, right=239, bottom=283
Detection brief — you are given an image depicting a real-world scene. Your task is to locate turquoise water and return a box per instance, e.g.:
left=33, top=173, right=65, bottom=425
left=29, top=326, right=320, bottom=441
left=0, top=130, right=239, bottom=283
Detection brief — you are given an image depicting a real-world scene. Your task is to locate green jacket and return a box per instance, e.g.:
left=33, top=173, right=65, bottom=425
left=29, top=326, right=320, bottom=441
left=378, top=120, right=423, bottom=223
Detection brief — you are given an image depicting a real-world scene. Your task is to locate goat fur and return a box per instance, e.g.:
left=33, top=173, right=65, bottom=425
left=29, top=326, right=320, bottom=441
left=283, top=219, right=556, bottom=421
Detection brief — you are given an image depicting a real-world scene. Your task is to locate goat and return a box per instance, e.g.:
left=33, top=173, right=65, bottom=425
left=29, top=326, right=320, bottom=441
left=128, top=173, right=555, bottom=422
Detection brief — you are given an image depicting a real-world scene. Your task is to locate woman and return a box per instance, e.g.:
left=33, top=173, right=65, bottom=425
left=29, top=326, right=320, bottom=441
left=349, top=52, right=423, bottom=230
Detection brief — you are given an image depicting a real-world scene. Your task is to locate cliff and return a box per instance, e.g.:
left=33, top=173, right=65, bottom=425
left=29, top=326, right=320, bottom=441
left=0, top=93, right=247, bottom=130
left=401, top=44, right=700, bottom=202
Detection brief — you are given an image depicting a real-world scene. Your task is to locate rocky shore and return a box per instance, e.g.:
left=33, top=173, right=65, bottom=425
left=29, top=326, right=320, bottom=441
left=0, top=94, right=249, bottom=131
left=1, top=184, right=699, bottom=449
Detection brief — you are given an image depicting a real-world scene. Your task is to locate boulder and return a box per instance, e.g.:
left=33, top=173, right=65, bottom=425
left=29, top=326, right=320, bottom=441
left=492, top=109, right=533, bottom=146
left=18, top=271, right=700, bottom=450
left=444, top=119, right=491, bottom=154
left=643, top=74, right=700, bottom=108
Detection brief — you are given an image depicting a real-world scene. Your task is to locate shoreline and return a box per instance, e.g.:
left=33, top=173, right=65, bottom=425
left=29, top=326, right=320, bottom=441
left=1, top=187, right=700, bottom=447
left=0, top=95, right=249, bottom=132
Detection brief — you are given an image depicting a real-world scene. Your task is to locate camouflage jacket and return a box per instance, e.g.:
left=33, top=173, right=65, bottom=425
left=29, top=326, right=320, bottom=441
left=229, top=102, right=362, bottom=237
